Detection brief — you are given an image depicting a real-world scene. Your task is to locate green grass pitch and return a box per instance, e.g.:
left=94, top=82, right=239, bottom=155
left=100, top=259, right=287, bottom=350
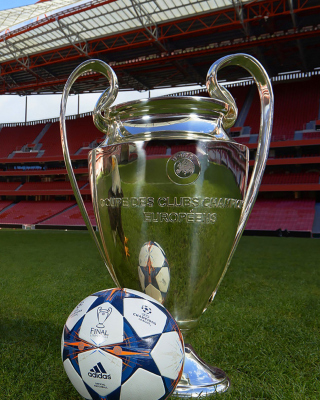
left=0, top=229, right=319, bottom=399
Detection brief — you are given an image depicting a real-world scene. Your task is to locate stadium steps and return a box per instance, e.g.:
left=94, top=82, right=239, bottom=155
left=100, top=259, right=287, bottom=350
left=33, top=122, right=51, bottom=145
left=0, top=202, right=16, bottom=214
left=312, top=203, right=320, bottom=234
left=294, top=131, right=303, bottom=140
left=75, top=142, right=93, bottom=155
left=37, top=203, right=77, bottom=224
left=236, top=85, right=255, bottom=128
left=37, top=150, right=45, bottom=158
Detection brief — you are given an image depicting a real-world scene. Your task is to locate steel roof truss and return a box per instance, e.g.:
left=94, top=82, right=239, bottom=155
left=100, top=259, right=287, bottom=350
left=131, top=0, right=162, bottom=41
left=232, top=0, right=249, bottom=36
left=4, top=39, right=31, bottom=71
left=56, top=18, right=89, bottom=58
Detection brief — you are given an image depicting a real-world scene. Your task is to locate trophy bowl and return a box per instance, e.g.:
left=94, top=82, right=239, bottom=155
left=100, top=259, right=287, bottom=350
left=60, top=54, right=273, bottom=397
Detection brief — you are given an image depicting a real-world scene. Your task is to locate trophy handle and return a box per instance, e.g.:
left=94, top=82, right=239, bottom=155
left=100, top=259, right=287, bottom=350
left=206, top=53, right=274, bottom=297
left=60, top=59, right=120, bottom=287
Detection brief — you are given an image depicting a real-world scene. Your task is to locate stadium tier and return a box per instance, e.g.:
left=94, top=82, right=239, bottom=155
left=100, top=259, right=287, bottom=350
left=303, top=131, right=320, bottom=140
left=0, top=78, right=319, bottom=234
left=0, top=201, right=76, bottom=225
left=234, top=136, right=250, bottom=144
left=0, top=124, right=45, bottom=159
left=262, top=172, right=319, bottom=185
left=246, top=199, right=316, bottom=233
left=0, top=115, right=102, bottom=162
left=39, top=201, right=96, bottom=227
left=0, top=181, right=22, bottom=191
left=145, top=145, right=168, bottom=156
left=39, top=116, right=102, bottom=159
left=238, top=76, right=320, bottom=142
left=0, top=200, right=13, bottom=211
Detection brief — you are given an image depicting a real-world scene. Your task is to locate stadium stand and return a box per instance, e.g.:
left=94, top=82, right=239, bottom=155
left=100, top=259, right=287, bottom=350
left=0, top=181, right=22, bottom=191
left=244, top=77, right=320, bottom=141
left=0, top=124, right=45, bottom=159
left=246, top=199, right=316, bottom=233
left=0, top=201, right=75, bottom=225
left=36, top=123, right=62, bottom=158
left=19, top=181, right=73, bottom=191
left=234, top=136, right=250, bottom=144
left=0, top=78, right=319, bottom=234
left=39, top=201, right=96, bottom=227
left=145, top=145, right=167, bottom=156
left=0, top=200, right=13, bottom=211
left=303, top=131, right=320, bottom=140
left=228, top=85, right=250, bottom=113
left=13, top=152, right=40, bottom=159
left=39, top=116, right=100, bottom=159
left=171, top=144, right=197, bottom=154
left=262, top=172, right=319, bottom=185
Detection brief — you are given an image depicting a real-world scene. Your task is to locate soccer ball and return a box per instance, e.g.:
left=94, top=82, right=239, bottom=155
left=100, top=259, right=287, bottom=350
left=138, top=241, right=170, bottom=304
left=62, top=288, right=184, bottom=400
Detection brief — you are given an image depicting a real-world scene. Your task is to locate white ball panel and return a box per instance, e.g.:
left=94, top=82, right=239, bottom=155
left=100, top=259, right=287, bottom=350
left=66, top=296, right=98, bottom=331
left=139, top=245, right=149, bottom=267
left=149, top=245, right=165, bottom=268
left=63, top=358, right=92, bottom=400
left=125, top=289, right=164, bottom=307
left=61, top=330, right=64, bottom=360
left=138, top=266, right=146, bottom=291
left=79, top=349, right=122, bottom=397
left=145, top=284, right=163, bottom=304
left=155, top=267, right=170, bottom=293
left=80, top=303, right=123, bottom=346
left=120, top=368, right=165, bottom=400
left=151, top=331, right=184, bottom=380
left=123, top=297, right=167, bottom=338
left=154, top=241, right=165, bottom=254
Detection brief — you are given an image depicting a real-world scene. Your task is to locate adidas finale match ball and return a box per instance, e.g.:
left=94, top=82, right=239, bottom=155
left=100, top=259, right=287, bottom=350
left=138, top=241, right=170, bottom=304
left=61, top=288, right=184, bottom=400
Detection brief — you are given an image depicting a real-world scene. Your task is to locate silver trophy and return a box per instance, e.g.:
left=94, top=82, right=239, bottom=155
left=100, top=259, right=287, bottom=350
left=60, top=54, right=273, bottom=396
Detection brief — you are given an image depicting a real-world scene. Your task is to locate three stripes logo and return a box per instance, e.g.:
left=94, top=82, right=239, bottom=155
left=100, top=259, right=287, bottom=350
left=88, top=362, right=111, bottom=379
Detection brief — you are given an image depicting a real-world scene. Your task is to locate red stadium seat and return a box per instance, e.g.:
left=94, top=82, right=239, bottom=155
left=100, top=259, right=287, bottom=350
left=39, top=202, right=96, bottom=226
left=0, top=201, right=75, bottom=225
left=246, top=199, right=316, bottom=232
left=0, top=124, right=45, bottom=159
left=245, top=77, right=320, bottom=140
left=39, top=116, right=100, bottom=158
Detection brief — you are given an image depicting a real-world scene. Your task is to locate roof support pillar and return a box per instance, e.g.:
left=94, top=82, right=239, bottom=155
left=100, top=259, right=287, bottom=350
left=232, top=0, right=249, bottom=36
left=287, top=0, right=308, bottom=71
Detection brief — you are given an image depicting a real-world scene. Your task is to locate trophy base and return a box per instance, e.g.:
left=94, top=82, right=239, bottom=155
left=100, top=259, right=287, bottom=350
left=174, top=344, right=230, bottom=398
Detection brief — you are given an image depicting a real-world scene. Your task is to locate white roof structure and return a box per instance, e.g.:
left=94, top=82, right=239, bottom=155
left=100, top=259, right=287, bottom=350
left=2, top=0, right=318, bottom=95
left=0, top=0, right=83, bottom=33
left=0, top=0, right=250, bottom=64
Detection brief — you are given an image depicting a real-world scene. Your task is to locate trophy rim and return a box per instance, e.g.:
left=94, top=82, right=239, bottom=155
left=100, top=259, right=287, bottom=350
left=109, top=95, right=229, bottom=115
left=89, top=133, right=250, bottom=151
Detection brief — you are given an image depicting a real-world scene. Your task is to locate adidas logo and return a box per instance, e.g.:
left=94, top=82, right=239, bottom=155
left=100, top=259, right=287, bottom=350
left=88, top=362, right=111, bottom=379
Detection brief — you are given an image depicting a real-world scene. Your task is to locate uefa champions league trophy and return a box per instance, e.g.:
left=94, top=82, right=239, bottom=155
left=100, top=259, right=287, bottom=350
left=60, top=53, right=273, bottom=396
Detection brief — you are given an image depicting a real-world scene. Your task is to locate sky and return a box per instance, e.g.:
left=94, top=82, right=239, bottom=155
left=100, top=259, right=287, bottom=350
left=0, top=0, right=36, bottom=11
left=0, top=0, right=203, bottom=124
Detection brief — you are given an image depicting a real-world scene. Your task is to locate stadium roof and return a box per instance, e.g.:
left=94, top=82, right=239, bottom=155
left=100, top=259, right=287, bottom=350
left=0, top=0, right=82, bottom=33
left=0, top=0, right=320, bottom=95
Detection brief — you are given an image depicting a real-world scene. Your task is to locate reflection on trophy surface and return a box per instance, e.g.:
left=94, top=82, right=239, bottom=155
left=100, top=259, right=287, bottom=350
left=108, top=155, right=130, bottom=257
left=138, top=241, right=170, bottom=304
left=61, top=53, right=273, bottom=396
left=91, top=139, right=247, bottom=332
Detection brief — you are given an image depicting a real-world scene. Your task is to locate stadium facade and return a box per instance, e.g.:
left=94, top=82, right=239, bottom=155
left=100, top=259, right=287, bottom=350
left=0, top=0, right=319, bottom=236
